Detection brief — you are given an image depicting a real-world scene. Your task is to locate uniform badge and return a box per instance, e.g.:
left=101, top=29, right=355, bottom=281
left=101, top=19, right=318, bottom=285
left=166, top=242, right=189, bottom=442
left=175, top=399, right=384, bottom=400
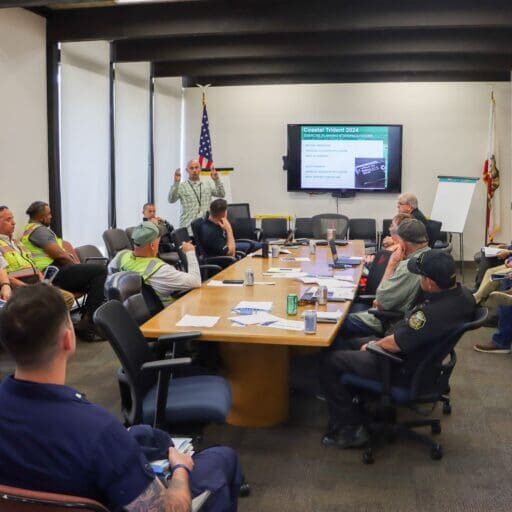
left=409, top=310, right=427, bottom=330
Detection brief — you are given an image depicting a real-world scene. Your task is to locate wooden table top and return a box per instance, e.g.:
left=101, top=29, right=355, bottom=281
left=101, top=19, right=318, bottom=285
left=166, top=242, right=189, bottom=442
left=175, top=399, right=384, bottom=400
left=141, top=240, right=365, bottom=347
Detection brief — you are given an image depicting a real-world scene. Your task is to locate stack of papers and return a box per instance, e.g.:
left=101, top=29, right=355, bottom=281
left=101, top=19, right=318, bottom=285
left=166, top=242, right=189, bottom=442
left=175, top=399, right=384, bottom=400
left=281, top=256, right=311, bottom=262
left=263, top=267, right=307, bottom=279
left=176, top=315, right=219, bottom=327
left=302, top=310, right=343, bottom=322
left=266, top=319, right=304, bottom=331
left=483, top=246, right=503, bottom=257
left=229, top=312, right=280, bottom=326
left=232, top=301, right=273, bottom=313
left=266, top=267, right=302, bottom=273
left=149, top=437, right=194, bottom=477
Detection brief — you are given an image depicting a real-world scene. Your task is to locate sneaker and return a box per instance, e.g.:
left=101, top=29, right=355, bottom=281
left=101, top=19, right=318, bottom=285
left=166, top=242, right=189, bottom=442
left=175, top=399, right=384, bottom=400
left=473, top=342, right=511, bottom=354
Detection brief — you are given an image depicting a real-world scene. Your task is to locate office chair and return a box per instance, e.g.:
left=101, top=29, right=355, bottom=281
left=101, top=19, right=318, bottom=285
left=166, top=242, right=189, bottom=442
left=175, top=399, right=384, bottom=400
left=75, top=245, right=108, bottom=266
left=0, top=481, right=212, bottom=512
left=104, top=271, right=142, bottom=303
left=294, top=217, right=314, bottom=239
left=188, top=220, right=239, bottom=270
left=125, top=226, right=136, bottom=248
left=93, top=300, right=231, bottom=430
left=341, top=306, right=488, bottom=463
left=261, top=218, right=288, bottom=240
left=311, top=213, right=349, bottom=239
left=348, top=218, right=378, bottom=251
left=380, top=218, right=393, bottom=248
left=102, top=228, right=132, bottom=260
left=426, top=219, right=452, bottom=253
left=0, top=484, right=109, bottom=512
left=227, top=203, right=261, bottom=241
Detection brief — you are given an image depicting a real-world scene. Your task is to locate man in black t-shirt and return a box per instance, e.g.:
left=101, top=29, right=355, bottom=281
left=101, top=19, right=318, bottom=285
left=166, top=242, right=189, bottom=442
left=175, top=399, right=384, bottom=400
left=320, top=250, right=476, bottom=449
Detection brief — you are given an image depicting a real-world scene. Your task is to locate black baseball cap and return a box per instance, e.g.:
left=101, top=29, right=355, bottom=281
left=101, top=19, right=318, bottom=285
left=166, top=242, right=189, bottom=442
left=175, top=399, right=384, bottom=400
left=408, top=250, right=457, bottom=289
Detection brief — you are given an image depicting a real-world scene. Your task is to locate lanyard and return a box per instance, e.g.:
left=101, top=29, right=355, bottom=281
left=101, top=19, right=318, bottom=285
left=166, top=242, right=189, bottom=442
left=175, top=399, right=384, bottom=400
left=188, top=181, right=202, bottom=212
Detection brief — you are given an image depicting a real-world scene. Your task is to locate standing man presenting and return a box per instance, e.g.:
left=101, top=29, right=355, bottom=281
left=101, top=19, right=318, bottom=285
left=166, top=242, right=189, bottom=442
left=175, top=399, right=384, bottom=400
left=169, top=159, right=225, bottom=232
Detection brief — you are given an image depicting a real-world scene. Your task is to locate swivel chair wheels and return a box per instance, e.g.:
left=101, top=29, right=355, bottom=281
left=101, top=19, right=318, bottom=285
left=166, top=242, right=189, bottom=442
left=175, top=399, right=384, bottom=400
left=430, top=444, right=443, bottom=461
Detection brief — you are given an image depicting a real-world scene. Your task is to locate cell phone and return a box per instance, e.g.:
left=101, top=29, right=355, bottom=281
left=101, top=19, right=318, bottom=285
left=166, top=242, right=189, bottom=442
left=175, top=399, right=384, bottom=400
left=222, top=279, right=244, bottom=285
left=43, top=265, right=60, bottom=283
left=0, top=299, right=6, bottom=308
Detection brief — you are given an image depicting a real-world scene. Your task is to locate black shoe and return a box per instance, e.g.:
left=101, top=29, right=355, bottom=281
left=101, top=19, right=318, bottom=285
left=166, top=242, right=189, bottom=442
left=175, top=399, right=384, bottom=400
left=239, top=480, right=251, bottom=498
left=77, top=327, right=105, bottom=342
left=322, top=425, right=369, bottom=449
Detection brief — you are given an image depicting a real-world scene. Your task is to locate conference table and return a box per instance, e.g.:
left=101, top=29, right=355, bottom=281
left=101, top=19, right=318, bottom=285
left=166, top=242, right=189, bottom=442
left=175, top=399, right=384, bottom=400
left=141, top=241, right=365, bottom=427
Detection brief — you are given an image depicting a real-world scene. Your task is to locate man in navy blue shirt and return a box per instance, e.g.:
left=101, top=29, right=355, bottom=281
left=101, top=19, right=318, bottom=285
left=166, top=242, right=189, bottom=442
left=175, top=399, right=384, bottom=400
left=0, top=284, right=241, bottom=511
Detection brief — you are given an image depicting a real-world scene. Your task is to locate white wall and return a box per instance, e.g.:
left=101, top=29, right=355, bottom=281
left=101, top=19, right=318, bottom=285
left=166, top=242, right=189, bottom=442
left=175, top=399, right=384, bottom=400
left=184, top=82, right=511, bottom=258
left=154, top=77, right=183, bottom=229
left=0, top=8, right=47, bottom=236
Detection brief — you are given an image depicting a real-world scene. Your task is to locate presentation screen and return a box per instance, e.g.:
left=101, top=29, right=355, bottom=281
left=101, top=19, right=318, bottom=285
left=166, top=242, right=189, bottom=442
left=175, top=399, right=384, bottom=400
left=286, top=124, right=402, bottom=193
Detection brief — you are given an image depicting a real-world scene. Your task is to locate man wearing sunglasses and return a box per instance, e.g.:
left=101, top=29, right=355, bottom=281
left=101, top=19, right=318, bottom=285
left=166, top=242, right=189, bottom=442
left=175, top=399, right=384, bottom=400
left=320, top=250, right=475, bottom=449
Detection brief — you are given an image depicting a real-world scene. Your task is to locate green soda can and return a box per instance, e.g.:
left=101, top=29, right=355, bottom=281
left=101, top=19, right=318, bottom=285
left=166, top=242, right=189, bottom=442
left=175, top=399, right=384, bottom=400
left=287, top=293, right=298, bottom=315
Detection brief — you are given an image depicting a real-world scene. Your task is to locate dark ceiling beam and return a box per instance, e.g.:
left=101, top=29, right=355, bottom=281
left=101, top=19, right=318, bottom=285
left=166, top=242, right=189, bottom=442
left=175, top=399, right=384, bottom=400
left=181, top=71, right=511, bottom=88
left=153, top=54, right=512, bottom=78
left=3, top=0, right=98, bottom=7
left=48, top=0, right=512, bottom=43
left=113, top=28, right=512, bottom=63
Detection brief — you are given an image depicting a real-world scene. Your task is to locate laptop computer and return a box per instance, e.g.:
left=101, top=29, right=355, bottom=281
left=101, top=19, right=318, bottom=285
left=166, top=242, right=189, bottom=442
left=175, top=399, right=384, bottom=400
left=328, top=239, right=362, bottom=269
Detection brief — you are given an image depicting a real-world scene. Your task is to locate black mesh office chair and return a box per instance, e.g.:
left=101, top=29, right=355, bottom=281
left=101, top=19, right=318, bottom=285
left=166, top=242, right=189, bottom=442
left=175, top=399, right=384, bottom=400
left=261, top=218, right=288, bottom=240
left=75, top=245, right=108, bottom=266
left=348, top=218, right=378, bottom=250
left=227, top=203, right=261, bottom=241
left=341, top=307, right=488, bottom=463
left=311, top=214, right=349, bottom=239
left=294, top=217, right=314, bottom=239
left=93, top=300, right=231, bottom=430
left=358, top=249, right=393, bottom=298
left=426, top=219, right=452, bottom=253
left=102, top=229, right=132, bottom=260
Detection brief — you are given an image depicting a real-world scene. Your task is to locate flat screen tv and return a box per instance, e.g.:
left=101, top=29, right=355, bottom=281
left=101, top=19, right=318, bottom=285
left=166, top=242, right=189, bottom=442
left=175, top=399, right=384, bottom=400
left=286, top=124, right=402, bottom=193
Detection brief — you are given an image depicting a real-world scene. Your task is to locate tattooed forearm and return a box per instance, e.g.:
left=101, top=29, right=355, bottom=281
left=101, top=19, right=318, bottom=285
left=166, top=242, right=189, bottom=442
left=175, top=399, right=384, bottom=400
left=125, top=477, right=191, bottom=512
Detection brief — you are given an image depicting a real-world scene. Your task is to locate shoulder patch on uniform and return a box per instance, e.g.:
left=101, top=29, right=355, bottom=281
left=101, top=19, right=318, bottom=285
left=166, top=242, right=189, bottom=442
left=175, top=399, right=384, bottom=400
left=409, top=310, right=427, bottom=330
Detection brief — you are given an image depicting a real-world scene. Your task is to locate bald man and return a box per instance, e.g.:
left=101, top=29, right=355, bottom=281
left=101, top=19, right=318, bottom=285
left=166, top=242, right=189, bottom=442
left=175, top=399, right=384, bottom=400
left=168, top=159, right=225, bottom=232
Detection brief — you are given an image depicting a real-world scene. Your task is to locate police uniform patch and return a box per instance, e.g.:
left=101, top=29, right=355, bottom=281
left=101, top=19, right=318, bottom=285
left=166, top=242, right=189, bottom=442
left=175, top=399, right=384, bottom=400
left=409, top=310, right=427, bottom=330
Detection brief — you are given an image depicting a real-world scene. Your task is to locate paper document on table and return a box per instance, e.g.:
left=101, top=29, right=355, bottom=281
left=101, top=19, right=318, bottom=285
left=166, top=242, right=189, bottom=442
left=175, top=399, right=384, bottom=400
left=266, top=267, right=302, bottom=273
left=253, top=281, right=276, bottom=286
left=263, top=272, right=307, bottom=279
left=483, top=246, right=503, bottom=257
left=332, top=274, right=355, bottom=282
left=229, top=312, right=280, bottom=326
left=328, top=289, right=356, bottom=301
left=280, top=257, right=310, bottom=262
left=297, top=277, right=354, bottom=288
left=265, top=319, right=304, bottom=331
left=302, top=311, right=343, bottom=321
left=176, top=315, right=219, bottom=327
left=207, top=280, right=244, bottom=287
left=233, top=301, right=273, bottom=312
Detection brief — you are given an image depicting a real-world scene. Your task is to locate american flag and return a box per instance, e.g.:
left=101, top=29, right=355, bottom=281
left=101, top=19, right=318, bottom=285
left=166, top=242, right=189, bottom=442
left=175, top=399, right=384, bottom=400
left=198, top=102, right=213, bottom=169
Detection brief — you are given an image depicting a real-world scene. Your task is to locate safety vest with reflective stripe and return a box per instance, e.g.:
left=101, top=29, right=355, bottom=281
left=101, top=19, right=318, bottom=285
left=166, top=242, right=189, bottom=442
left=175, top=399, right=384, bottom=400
left=0, top=239, right=37, bottom=277
left=21, top=222, right=63, bottom=271
left=114, top=250, right=166, bottom=283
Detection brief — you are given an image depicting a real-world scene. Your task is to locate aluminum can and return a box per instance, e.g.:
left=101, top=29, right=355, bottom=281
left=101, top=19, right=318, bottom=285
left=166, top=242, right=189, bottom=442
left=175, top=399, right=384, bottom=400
left=326, top=228, right=336, bottom=241
left=286, top=293, right=298, bottom=315
left=304, top=310, right=317, bottom=334
left=245, top=268, right=255, bottom=286
left=317, top=285, right=328, bottom=305
left=271, top=245, right=280, bottom=258
left=309, top=239, right=316, bottom=255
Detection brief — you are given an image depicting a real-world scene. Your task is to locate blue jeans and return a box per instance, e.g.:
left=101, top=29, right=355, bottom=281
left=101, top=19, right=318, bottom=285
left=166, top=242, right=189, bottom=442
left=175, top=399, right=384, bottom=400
left=235, top=241, right=261, bottom=255
left=330, top=313, right=381, bottom=351
left=493, top=305, right=512, bottom=349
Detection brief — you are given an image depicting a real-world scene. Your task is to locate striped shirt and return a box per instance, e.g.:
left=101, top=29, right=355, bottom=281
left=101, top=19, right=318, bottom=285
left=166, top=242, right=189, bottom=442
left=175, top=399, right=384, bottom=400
left=168, top=177, right=225, bottom=231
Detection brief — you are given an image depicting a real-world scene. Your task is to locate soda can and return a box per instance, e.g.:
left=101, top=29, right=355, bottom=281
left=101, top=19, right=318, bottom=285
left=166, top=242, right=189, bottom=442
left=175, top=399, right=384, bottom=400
left=286, top=293, right=298, bottom=315
left=317, top=285, right=328, bottom=305
left=309, top=239, right=316, bottom=255
left=326, top=228, right=336, bottom=241
left=304, top=310, right=317, bottom=334
left=245, top=268, right=255, bottom=286
left=271, top=245, right=280, bottom=258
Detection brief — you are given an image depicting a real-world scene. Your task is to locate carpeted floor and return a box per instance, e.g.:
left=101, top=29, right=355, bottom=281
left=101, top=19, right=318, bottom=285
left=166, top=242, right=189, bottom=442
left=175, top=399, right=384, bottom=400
left=1, top=266, right=510, bottom=511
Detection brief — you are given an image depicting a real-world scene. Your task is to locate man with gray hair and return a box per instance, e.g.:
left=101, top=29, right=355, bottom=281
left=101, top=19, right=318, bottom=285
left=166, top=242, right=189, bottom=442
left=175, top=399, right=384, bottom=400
left=397, top=192, right=429, bottom=228
left=331, top=218, right=430, bottom=349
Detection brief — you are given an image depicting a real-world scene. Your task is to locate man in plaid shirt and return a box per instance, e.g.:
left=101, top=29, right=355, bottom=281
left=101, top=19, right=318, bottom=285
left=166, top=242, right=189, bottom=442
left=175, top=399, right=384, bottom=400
left=168, top=159, right=225, bottom=233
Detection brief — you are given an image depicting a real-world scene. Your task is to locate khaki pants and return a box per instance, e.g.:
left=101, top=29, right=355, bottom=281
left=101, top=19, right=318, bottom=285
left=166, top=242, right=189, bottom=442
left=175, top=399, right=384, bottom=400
left=474, top=264, right=508, bottom=304
left=58, top=288, right=76, bottom=310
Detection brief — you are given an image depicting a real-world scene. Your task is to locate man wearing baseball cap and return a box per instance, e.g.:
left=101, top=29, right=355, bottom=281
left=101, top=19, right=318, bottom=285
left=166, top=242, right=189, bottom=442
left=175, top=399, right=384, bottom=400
left=320, top=250, right=476, bottom=449
left=108, top=221, right=201, bottom=305
left=332, top=218, right=430, bottom=348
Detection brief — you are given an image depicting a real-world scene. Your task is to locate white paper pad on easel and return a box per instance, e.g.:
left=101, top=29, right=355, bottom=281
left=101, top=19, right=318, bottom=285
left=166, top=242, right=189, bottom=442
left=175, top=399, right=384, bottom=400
left=176, top=315, right=219, bottom=327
